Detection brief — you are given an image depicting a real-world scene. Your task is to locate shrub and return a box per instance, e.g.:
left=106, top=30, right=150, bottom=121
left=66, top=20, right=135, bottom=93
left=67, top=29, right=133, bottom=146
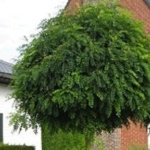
left=42, top=126, right=104, bottom=150
left=130, top=144, right=149, bottom=150
left=42, top=126, right=85, bottom=150
left=0, top=144, right=35, bottom=150
left=93, top=134, right=104, bottom=150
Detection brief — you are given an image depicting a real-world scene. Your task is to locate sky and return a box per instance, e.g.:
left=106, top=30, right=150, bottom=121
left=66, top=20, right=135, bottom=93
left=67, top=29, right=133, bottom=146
left=0, top=0, right=68, bottom=63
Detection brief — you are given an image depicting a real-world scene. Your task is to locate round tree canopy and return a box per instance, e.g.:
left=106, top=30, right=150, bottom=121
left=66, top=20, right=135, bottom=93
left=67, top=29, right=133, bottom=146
left=12, top=2, right=150, bottom=133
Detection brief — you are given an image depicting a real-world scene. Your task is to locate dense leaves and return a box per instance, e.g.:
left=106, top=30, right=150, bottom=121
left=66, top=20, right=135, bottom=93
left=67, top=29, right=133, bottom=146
left=12, top=2, right=150, bottom=133
left=42, top=127, right=103, bottom=150
left=42, top=128, right=85, bottom=150
left=0, top=143, right=35, bottom=150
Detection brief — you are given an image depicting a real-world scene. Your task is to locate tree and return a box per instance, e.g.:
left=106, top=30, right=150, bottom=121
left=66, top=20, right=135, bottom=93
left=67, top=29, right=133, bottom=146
left=11, top=1, right=150, bottom=137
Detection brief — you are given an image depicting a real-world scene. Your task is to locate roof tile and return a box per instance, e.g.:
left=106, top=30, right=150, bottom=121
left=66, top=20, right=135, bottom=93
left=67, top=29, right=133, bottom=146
left=0, top=60, right=13, bottom=75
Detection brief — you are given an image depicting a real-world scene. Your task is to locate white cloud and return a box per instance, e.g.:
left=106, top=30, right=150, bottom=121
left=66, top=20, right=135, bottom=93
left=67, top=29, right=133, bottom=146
left=0, top=0, right=68, bottom=63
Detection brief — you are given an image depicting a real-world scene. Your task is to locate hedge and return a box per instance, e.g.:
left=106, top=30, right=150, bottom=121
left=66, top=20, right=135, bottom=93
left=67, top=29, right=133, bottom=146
left=42, top=127, right=85, bottom=150
left=0, top=144, right=35, bottom=150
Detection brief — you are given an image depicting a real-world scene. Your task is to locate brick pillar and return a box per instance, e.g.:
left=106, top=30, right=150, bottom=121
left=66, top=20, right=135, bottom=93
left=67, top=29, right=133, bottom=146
left=121, top=122, right=148, bottom=150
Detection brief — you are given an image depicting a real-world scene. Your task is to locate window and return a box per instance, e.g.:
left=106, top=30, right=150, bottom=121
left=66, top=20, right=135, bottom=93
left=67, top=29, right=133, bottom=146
left=0, top=113, right=3, bottom=142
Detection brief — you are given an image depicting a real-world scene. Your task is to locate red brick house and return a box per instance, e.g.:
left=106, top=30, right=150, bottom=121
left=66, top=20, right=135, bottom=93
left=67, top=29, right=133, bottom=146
left=66, top=0, right=150, bottom=149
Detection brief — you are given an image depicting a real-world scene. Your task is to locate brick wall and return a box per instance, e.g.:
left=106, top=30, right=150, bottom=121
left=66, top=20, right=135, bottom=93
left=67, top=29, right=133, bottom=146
left=93, top=123, right=147, bottom=150
left=121, top=122, right=148, bottom=150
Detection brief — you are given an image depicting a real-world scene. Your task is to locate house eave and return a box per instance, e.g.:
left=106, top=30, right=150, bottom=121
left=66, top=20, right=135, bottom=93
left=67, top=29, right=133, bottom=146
left=0, top=72, right=12, bottom=84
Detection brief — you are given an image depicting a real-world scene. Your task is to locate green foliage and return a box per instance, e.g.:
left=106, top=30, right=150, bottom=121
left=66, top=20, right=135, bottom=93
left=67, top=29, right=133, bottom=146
left=11, top=1, right=150, bottom=134
left=42, top=127, right=85, bottom=150
left=42, top=126, right=103, bottom=150
left=129, top=144, right=149, bottom=150
left=0, top=144, right=35, bottom=150
left=93, top=134, right=104, bottom=150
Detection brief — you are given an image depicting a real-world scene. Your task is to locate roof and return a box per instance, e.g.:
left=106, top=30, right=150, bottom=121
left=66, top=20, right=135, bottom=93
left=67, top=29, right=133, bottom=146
left=0, top=60, right=13, bottom=84
left=0, top=60, right=13, bottom=75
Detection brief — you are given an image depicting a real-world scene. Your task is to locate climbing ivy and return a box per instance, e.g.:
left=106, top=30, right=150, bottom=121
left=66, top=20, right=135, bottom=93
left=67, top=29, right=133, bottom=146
left=11, top=1, right=150, bottom=134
